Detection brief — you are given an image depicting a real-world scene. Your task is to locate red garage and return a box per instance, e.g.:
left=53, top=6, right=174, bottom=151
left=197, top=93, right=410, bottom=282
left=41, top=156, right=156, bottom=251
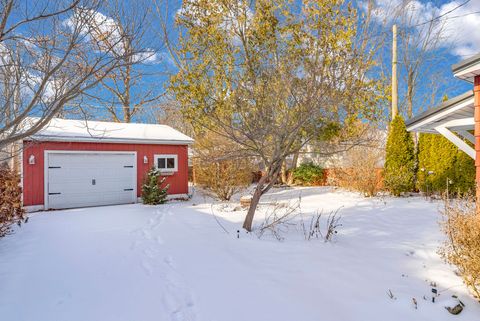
left=21, top=118, right=193, bottom=211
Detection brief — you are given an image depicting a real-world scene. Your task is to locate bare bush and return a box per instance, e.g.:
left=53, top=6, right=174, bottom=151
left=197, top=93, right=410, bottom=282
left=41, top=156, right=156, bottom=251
left=302, top=208, right=342, bottom=242
left=256, top=199, right=300, bottom=241
left=439, top=197, right=480, bottom=299
left=194, top=132, right=254, bottom=201
left=332, top=138, right=384, bottom=197
left=0, top=164, right=25, bottom=237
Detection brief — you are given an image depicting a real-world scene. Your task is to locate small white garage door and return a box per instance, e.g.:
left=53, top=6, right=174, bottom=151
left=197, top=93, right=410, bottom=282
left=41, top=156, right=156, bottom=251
left=46, top=152, right=136, bottom=209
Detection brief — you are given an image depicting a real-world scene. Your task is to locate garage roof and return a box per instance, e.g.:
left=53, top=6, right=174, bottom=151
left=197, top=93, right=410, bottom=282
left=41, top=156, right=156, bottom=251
left=25, top=117, right=194, bottom=145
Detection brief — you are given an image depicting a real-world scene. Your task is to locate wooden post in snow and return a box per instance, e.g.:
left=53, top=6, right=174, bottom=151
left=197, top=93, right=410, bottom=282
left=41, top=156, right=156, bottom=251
left=391, top=24, right=398, bottom=121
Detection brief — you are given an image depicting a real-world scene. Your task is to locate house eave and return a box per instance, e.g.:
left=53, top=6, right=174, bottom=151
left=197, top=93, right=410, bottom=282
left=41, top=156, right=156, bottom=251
left=405, top=91, right=474, bottom=130
left=452, top=53, right=480, bottom=83
left=26, top=135, right=194, bottom=145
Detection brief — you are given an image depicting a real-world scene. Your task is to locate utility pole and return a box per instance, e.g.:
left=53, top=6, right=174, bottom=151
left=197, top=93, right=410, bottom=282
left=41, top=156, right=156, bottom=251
left=392, top=24, right=398, bottom=121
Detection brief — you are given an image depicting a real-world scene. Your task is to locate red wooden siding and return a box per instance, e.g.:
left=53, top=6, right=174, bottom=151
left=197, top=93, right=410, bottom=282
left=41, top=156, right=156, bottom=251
left=22, top=141, right=189, bottom=206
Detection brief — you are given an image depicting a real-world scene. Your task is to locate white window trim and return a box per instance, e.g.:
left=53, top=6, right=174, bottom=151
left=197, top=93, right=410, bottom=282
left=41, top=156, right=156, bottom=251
left=154, top=154, right=178, bottom=172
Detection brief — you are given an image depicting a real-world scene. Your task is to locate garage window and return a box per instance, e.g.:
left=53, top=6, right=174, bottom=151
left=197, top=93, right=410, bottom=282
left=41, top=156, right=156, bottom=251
left=154, top=154, right=178, bottom=172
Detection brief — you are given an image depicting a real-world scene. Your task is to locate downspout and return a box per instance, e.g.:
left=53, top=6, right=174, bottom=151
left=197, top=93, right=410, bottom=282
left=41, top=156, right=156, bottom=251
left=474, top=75, right=480, bottom=212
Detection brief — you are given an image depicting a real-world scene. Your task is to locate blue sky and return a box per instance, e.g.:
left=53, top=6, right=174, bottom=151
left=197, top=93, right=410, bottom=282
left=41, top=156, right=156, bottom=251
left=151, top=0, right=480, bottom=119
left=364, top=0, right=480, bottom=116
left=45, top=0, right=480, bottom=121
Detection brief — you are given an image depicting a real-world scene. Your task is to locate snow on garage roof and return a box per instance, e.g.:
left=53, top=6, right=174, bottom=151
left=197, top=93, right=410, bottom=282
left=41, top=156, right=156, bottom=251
left=25, top=117, right=194, bottom=145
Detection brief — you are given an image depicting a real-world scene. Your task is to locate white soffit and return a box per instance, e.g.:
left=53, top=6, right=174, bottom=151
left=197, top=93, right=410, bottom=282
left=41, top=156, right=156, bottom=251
left=406, top=92, right=474, bottom=133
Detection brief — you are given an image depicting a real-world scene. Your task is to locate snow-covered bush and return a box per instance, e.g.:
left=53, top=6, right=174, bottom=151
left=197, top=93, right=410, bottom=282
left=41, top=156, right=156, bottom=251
left=142, top=168, right=169, bottom=205
left=0, top=165, right=25, bottom=237
left=439, top=197, right=480, bottom=299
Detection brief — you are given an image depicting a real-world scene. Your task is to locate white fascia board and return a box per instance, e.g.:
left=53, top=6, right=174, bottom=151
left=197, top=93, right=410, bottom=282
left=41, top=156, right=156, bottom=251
left=406, top=98, right=474, bottom=132
left=453, top=63, right=480, bottom=83
left=435, top=126, right=476, bottom=160
left=29, top=135, right=194, bottom=145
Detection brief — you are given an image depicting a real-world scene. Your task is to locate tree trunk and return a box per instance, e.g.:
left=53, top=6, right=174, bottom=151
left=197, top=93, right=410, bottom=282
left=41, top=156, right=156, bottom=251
left=287, top=151, right=299, bottom=185
left=242, top=180, right=264, bottom=231
left=280, top=160, right=287, bottom=184
left=242, top=162, right=282, bottom=231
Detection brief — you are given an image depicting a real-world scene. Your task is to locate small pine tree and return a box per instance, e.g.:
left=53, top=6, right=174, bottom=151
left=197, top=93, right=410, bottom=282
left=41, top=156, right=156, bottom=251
left=142, top=168, right=169, bottom=205
left=384, top=115, right=415, bottom=196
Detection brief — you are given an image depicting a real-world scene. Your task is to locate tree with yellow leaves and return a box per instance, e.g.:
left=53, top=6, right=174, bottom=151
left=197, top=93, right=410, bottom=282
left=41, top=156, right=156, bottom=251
left=169, top=0, right=384, bottom=231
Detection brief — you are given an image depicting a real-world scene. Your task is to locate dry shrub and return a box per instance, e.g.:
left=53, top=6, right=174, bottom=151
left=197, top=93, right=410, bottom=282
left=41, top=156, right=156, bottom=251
left=439, top=197, right=480, bottom=299
left=333, top=146, right=384, bottom=197
left=0, top=164, right=25, bottom=237
left=256, top=199, right=300, bottom=241
left=194, top=132, right=254, bottom=201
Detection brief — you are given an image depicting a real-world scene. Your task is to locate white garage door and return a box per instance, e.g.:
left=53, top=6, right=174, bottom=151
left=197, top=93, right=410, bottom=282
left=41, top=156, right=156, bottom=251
left=46, top=152, right=136, bottom=209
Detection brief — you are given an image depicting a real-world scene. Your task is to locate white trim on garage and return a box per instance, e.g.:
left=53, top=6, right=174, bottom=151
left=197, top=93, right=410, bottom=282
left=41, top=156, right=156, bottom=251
left=43, top=150, right=137, bottom=210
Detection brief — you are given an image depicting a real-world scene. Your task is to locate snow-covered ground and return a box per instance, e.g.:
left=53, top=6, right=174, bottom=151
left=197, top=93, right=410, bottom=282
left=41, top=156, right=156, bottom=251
left=1, top=187, right=479, bottom=321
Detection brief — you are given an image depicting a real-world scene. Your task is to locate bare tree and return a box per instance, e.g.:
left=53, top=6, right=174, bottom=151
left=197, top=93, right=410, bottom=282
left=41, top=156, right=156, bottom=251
left=397, top=1, right=448, bottom=117
left=152, top=99, right=193, bottom=137
left=369, top=0, right=451, bottom=117
left=83, top=0, right=164, bottom=123
left=0, top=0, right=135, bottom=151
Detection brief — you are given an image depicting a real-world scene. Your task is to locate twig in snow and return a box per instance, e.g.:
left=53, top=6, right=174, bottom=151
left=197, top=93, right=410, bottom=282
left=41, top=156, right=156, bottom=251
left=302, top=207, right=343, bottom=242
left=256, top=198, right=300, bottom=241
left=387, top=289, right=396, bottom=300
left=210, top=204, right=230, bottom=235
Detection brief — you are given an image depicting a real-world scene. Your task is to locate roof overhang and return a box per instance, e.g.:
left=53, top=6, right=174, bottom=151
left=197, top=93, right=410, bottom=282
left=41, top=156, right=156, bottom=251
left=405, top=91, right=474, bottom=133
left=452, top=53, right=480, bottom=83
left=22, top=117, right=194, bottom=145
left=406, top=91, right=475, bottom=160
left=27, top=135, right=194, bottom=145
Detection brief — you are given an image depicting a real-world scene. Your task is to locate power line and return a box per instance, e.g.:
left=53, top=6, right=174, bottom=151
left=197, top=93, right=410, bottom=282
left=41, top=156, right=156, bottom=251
left=411, top=0, right=471, bottom=28
left=357, top=1, right=479, bottom=45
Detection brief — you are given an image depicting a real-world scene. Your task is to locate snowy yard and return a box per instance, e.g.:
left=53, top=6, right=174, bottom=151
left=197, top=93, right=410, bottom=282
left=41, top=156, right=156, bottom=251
left=1, top=187, right=479, bottom=321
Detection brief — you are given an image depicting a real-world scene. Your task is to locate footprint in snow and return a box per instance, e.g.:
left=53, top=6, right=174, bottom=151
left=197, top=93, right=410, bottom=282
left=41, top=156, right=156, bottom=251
left=143, top=248, right=157, bottom=259
left=142, top=229, right=153, bottom=240
left=163, top=281, right=196, bottom=321
left=156, top=235, right=164, bottom=244
left=164, top=256, right=175, bottom=268
left=141, top=260, right=153, bottom=276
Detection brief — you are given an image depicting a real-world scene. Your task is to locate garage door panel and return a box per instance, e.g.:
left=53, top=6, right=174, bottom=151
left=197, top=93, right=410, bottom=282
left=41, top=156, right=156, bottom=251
left=48, top=190, right=134, bottom=207
left=46, top=152, right=136, bottom=209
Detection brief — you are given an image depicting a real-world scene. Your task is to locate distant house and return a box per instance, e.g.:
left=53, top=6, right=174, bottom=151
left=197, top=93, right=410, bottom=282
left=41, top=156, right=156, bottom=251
left=20, top=118, right=193, bottom=212
left=297, top=127, right=386, bottom=167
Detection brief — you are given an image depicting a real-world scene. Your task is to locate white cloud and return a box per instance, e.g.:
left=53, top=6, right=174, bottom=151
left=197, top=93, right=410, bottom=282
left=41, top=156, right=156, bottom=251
left=132, top=49, right=160, bottom=64
left=64, top=8, right=124, bottom=55
left=366, top=0, right=480, bottom=57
